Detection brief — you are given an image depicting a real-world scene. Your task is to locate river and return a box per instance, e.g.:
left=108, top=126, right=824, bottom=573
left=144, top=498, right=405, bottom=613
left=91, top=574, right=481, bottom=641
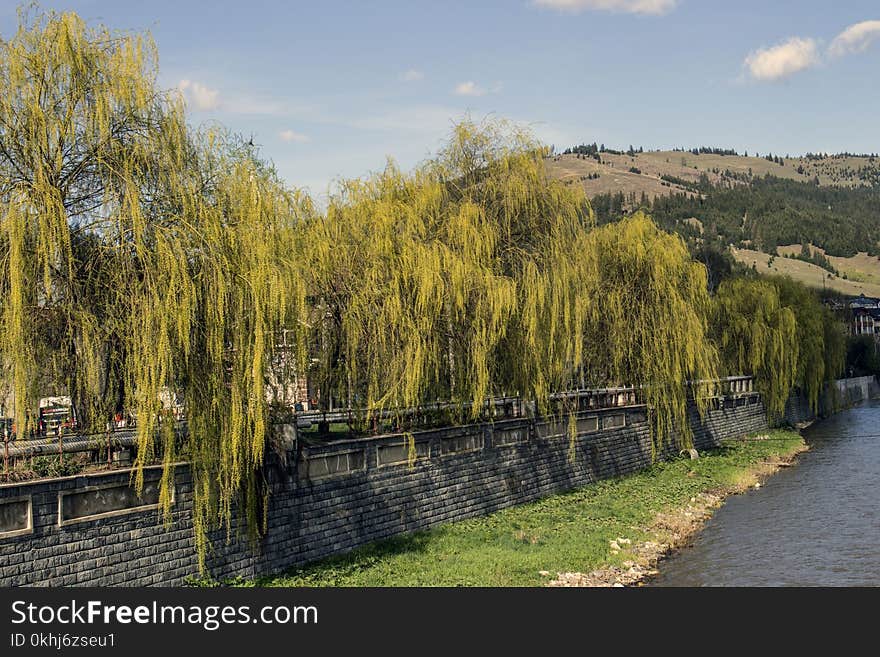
left=651, top=399, right=880, bottom=586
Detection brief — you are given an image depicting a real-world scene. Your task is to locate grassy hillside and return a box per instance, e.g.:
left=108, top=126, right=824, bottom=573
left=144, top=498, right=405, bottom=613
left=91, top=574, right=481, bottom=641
left=776, top=245, right=880, bottom=289
left=546, top=150, right=880, bottom=200
left=631, top=151, right=877, bottom=187
left=546, top=146, right=880, bottom=291
left=732, top=247, right=880, bottom=297
left=546, top=153, right=700, bottom=200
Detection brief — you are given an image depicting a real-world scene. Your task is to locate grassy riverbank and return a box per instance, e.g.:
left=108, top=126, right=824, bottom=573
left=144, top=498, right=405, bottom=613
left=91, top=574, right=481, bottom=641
left=252, top=430, right=805, bottom=587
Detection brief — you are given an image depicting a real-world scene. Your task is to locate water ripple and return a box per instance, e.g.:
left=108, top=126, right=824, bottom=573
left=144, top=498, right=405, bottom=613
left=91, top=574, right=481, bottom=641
left=652, top=400, right=880, bottom=587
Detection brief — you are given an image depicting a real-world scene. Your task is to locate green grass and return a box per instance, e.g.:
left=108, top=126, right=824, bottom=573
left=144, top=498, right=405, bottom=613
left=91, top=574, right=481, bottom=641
left=249, top=430, right=803, bottom=587
left=299, top=422, right=353, bottom=437
left=733, top=247, right=880, bottom=298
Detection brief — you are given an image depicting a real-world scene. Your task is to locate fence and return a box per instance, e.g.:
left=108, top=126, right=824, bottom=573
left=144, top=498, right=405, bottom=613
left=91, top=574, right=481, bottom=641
left=0, top=382, right=768, bottom=586
left=2, top=377, right=756, bottom=481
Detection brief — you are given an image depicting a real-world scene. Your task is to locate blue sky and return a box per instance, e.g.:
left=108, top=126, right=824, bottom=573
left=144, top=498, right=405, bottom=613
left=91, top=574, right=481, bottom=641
left=2, top=1, right=878, bottom=197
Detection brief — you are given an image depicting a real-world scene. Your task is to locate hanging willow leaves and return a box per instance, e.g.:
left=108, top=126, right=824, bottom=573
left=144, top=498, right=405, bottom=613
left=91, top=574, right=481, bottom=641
left=0, top=8, right=169, bottom=436
left=577, top=213, right=719, bottom=449
left=4, top=9, right=849, bottom=576
left=307, top=122, right=718, bottom=451
left=304, top=119, right=594, bottom=423
left=822, top=307, right=847, bottom=384
left=0, top=10, right=311, bottom=570
left=712, top=274, right=846, bottom=418
left=772, top=276, right=846, bottom=412
left=712, top=277, right=798, bottom=419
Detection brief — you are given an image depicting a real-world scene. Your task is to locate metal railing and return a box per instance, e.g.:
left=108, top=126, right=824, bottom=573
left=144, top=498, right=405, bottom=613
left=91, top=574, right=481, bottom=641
left=2, top=377, right=756, bottom=475
left=288, top=376, right=754, bottom=427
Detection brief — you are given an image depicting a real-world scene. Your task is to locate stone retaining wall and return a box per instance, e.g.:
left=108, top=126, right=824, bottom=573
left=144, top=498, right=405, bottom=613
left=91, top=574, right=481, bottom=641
left=0, top=394, right=768, bottom=586
left=783, top=375, right=878, bottom=426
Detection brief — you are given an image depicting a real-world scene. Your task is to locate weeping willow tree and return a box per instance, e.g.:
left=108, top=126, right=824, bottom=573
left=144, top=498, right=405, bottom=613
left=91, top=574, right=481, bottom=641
left=772, top=276, right=846, bottom=412
left=712, top=277, right=798, bottom=419
left=307, top=122, right=718, bottom=451
left=577, top=213, right=719, bottom=449
left=305, top=119, right=594, bottom=423
left=822, top=307, right=847, bottom=385
left=0, top=10, right=311, bottom=569
left=712, top=275, right=846, bottom=419
left=0, top=8, right=168, bottom=435
left=2, top=9, right=782, bottom=573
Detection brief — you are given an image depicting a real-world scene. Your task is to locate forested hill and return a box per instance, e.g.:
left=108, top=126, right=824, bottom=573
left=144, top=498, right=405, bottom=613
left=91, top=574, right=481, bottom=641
left=546, top=148, right=880, bottom=259
left=600, top=176, right=880, bottom=258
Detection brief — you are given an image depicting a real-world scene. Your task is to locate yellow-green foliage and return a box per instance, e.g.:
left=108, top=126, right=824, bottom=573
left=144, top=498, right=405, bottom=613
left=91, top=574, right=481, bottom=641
left=578, top=214, right=718, bottom=447
left=822, top=307, right=847, bottom=383
left=0, top=10, right=310, bottom=570
left=1, top=9, right=846, bottom=572
left=0, top=8, right=165, bottom=436
left=307, top=122, right=718, bottom=450
left=305, top=119, right=591, bottom=422
left=772, top=276, right=845, bottom=411
left=712, top=275, right=847, bottom=417
left=712, top=278, right=798, bottom=418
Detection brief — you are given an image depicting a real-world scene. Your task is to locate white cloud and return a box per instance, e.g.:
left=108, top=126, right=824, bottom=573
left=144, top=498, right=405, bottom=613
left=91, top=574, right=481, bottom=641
left=532, top=0, right=678, bottom=16
left=177, top=79, right=220, bottom=111
left=279, top=130, right=310, bottom=143
left=400, top=69, right=425, bottom=82
left=174, top=79, right=322, bottom=118
left=744, top=37, right=819, bottom=81
left=829, top=20, right=880, bottom=57
left=453, top=81, right=503, bottom=96
left=454, top=81, right=486, bottom=96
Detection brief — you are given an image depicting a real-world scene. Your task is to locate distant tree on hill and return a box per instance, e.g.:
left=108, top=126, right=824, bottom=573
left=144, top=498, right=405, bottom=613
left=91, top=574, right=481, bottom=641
left=591, top=174, right=880, bottom=257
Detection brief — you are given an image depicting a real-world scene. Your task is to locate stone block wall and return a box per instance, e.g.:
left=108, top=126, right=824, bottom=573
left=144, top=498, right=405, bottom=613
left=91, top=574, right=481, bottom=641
left=0, top=394, right=768, bottom=587
left=783, top=375, right=878, bottom=426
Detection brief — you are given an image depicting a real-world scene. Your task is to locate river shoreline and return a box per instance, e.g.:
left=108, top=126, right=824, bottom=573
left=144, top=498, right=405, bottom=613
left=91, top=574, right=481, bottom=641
left=654, top=399, right=880, bottom=587
left=547, top=435, right=809, bottom=587
left=254, top=430, right=806, bottom=587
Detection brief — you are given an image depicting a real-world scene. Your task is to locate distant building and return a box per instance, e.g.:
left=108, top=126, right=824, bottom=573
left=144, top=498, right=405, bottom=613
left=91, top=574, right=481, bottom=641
left=268, top=328, right=314, bottom=411
left=825, top=294, right=880, bottom=340
left=852, top=307, right=880, bottom=339
left=850, top=294, right=880, bottom=310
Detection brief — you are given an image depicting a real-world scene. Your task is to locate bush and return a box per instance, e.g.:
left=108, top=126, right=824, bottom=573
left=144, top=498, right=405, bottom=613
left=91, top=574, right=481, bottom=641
left=846, top=335, right=880, bottom=377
